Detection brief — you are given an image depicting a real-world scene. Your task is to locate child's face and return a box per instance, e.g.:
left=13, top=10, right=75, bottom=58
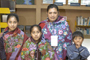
left=31, top=27, right=42, bottom=41
left=73, top=36, right=83, bottom=46
left=7, top=16, right=18, bottom=31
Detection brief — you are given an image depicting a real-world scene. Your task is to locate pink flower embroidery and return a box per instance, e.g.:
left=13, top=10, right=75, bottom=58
left=58, top=30, right=63, bottom=35
left=60, top=18, right=64, bottom=21
left=4, top=34, right=9, bottom=40
left=63, top=43, right=67, bottom=48
left=65, top=21, right=68, bottom=26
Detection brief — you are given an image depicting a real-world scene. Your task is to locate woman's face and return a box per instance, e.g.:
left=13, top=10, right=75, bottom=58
left=7, top=16, right=18, bottom=31
left=47, top=8, right=59, bottom=22
left=31, top=27, right=42, bottom=41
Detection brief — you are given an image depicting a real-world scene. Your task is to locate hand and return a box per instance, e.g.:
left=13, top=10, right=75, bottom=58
left=45, top=57, right=50, bottom=60
left=41, top=49, right=46, bottom=56
left=76, top=43, right=81, bottom=49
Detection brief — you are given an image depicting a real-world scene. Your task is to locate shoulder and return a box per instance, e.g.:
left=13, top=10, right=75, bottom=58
left=81, top=46, right=88, bottom=50
left=39, top=20, right=47, bottom=29
left=27, top=37, right=31, bottom=42
left=60, top=17, right=66, bottom=22
left=20, top=30, right=24, bottom=35
left=40, top=20, right=47, bottom=24
left=41, top=38, right=46, bottom=43
left=67, top=44, right=74, bottom=49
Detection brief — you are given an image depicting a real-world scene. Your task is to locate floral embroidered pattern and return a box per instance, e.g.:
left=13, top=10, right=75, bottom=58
left=21, top=38, right=54, bottom=60
left=4, top=31, right=24, bottom=53
left=42, top=17, right=72, bottom=60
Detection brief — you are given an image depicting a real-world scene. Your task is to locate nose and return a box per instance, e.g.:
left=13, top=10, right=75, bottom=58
left=11, top=23, right=14, bottom=26
left=35, top=33, right=38, bottom=36
left=51, top=13, right=54, bottom=16
left=77, top=39, right=80, bottom=42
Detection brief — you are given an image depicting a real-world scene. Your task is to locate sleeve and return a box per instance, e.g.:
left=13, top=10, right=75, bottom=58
left=47, top=42, right=55, bottom=60
left=0, top=33, right=6, bottom=60
left=79, top=47, right=90, bottom=59
left=63, top=19, right=72, bottom=60
left=67, top=46, right=79, bottom=60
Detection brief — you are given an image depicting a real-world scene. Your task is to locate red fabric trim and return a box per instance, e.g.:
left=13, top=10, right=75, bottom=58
left=4, top=27, right=21, bottom=34
left=39, top=23, right=45, bottom=29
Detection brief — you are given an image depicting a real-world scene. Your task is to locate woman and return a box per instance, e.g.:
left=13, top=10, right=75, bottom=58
left=39, top=4, right=72, bottom=60
left=20, top=25, right=55, bottom=60
left=0, top=14, right=28, bottom=60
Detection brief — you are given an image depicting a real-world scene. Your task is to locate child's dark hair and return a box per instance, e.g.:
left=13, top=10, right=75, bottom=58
left=30, top=25, right=42, bottom=34
left=7, top=13, right=19, bottom=22
left=72, top=31, right=84, bottom=40
left=47, top=4, right=59, bottom=12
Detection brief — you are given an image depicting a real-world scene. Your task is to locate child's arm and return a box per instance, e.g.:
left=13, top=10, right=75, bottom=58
left=79, top=47, right=90, bottom=59
left=67, top=46, right=79, bottom=60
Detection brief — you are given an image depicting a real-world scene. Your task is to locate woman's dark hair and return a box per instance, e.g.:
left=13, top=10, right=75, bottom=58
left=7, top=13, right=19, bottom=22
left=47, top=4, right=59, bottom=12
left=72, top=31, right=84, bottom=40
left=30, top=25, right=42, bottom=34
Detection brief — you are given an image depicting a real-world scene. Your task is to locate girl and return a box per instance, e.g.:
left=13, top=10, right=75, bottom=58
left=0, top=14, right=28, bottom=60
left=20, top=25, right=55, bottom=60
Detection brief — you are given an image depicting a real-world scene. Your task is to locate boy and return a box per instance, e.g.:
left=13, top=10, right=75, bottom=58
left=67, top=31, right=90, bottom=60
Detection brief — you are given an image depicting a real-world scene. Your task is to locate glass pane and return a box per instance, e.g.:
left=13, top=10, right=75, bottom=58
left=16, top=0, right=35, bottom=5
left=55, top=0, right=66, bottom=4
left=68, top=0, right=79, bottom=4
left=43, top=0, right=53, bottom=4
left=81, top=0, right=90, bottom=5
left=2, top=15, right=8, bottom=22
left=1, top=0, right=15, bottom=12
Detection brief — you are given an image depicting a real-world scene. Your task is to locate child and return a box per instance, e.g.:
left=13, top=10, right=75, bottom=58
left=0, top=14, right=28, bottom=60
left=19, top=25, right=55, bottom=60
left=67, top=31, right=90, bottom=60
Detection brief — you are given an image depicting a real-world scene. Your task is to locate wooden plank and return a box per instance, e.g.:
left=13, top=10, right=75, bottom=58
left=79, top=0, right=81, bottom=5
left=84, top=35, right=90, bottom=39
left=53, top=0, right=55, bottom=3
left=66, top=0, right=68, bottom=5
left=36, top=0, right=41, bottom=24
left=41, top=5, right=90, bottom=10
left=76, top=25, right=90, bottom=28
left=15, top=9, right=36, bottom=25
left=16, top=5, right=36, bottom=8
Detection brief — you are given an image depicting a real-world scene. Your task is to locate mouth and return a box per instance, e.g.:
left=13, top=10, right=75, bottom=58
left=35, top=37, right=38, bottom=38
left=51, top=17, right=55, bottom=19
left=11, top=27, right=15, bottom=28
